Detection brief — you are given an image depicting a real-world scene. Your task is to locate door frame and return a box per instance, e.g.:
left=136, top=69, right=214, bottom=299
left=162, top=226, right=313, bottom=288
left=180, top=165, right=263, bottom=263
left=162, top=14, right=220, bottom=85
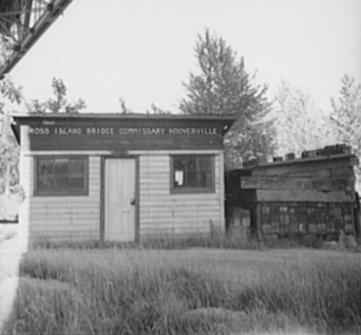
left=100, top=155, right=140, bottom=242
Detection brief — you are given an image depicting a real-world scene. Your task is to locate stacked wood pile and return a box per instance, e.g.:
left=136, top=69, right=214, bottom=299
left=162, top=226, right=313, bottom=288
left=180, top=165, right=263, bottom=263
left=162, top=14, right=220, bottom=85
left=225, top=145, right=359, bottom=239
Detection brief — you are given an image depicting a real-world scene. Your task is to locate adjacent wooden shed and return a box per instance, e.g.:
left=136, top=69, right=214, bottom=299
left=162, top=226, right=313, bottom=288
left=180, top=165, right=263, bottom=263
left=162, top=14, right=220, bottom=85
left=12, top=113, right=235, bottom=242
left=226, top=149, right=360, bottom=240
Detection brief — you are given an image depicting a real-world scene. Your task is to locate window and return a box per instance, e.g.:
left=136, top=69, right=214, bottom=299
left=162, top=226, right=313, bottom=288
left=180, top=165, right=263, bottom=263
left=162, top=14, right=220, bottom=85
left=35, top=156, right=88, bottom=196
left=171, top=155, right=214, bottom=193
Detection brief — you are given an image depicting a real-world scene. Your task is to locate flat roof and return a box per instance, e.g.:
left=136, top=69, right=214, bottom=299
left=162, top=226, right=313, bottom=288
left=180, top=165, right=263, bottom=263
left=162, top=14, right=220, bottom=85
left=12, top=113, right=236, bottom=122
left=11, top=113, right=237, bottom=144
left=250, top=153, right=358, bottom=169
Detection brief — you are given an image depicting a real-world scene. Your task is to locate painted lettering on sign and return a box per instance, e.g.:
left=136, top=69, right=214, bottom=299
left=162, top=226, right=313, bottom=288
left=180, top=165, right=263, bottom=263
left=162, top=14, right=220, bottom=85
left=86, top=127, right=115, bottom=135
left=27, top=126, right=219, bottom=136
left=28, top=127, right=50, bottom=135
left=55, top=127, right=82, bottom=135
left=168, top=128, right=217, bottom=135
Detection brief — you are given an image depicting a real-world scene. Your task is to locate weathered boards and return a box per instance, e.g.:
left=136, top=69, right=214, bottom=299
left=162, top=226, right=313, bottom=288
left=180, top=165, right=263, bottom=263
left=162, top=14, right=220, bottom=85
left=226, top=148, right=359, bottom=239
left=241, top=176, right=355, bottom=192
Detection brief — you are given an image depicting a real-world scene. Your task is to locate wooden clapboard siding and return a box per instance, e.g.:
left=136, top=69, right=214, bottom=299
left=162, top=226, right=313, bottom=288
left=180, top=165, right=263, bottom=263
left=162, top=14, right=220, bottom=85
left=141, top=226, right=211, bottom=236
left=28, top=229, right=99, bottom=242
left=252, top=159, right=356, bottom=177
left=226, top=153, right=358, bottom=238
left=241, top=176, right=355, bottom=191
left=141, top=219, right=212, bottom=235
left=22, top=153, right=101, bottom=240
left=256, top=189, right=355, bottom=203
left=139, top=152, right=224, bottom=236
left=237, top=155, right=357, bottom=204
left=252, top=167, right=352, bottom=179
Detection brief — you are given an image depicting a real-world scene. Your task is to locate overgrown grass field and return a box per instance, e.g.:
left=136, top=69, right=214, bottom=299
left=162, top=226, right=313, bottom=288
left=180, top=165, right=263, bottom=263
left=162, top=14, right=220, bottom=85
left=3, top=247, right=361, bottom=334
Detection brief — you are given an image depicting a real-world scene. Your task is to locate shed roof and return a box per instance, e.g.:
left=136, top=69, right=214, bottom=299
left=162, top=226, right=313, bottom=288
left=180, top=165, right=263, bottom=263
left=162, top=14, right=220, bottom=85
left=11, top=113, right=237, bottom=145
left=251, top=154, right=359, bottom=169
left=12, top=112, right=236, bottom=121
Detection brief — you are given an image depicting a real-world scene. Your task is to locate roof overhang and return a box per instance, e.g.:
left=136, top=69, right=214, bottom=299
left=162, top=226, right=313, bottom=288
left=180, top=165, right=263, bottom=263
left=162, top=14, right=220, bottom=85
left=11, top=113, right=237, bottom=145
left=0, top=0, right=73, bottom=78
left=12, top=112, right=236, bottom=121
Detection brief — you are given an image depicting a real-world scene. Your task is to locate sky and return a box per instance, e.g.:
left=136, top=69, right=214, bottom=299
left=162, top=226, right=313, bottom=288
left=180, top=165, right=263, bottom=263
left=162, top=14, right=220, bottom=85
left=9, top=0, right=361, bottom=114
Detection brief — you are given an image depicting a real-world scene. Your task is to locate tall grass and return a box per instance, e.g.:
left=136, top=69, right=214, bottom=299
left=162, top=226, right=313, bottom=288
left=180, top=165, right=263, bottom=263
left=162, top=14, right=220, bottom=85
left=3, top=249, right=361, bottom=334
left=29, top=231, right=334, bottom=251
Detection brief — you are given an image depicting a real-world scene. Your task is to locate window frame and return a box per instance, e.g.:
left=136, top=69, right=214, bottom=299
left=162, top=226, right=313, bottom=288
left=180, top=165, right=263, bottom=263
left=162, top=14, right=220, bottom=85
left=34, top=155, right=89, bottom=196
left=170, top=154, right=215, bottom=194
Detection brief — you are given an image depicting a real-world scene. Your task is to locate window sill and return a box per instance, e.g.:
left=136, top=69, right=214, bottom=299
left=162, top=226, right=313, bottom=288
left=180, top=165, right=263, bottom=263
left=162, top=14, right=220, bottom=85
left=171, top=188, right=215, bottom=194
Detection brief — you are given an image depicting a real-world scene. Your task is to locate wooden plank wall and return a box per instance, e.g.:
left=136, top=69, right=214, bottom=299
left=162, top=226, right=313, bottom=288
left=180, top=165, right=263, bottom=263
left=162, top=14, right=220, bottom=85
left=228, top=154, right=358, bottom=237
left=20, top=150, right=225, bottom=242
left=20, top=153, right=101, bottom=241
left=138, top=152, right=224, bottom=238
left=241, top=156, right=357, bottom=203
left=259, top=202, right=355, bottom=236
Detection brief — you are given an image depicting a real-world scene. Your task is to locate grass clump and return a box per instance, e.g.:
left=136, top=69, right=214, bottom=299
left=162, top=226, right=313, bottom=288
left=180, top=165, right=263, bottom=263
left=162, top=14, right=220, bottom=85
left=3, top=248, right=361, bottom=334
left=30, top=229, right=352, bottom=251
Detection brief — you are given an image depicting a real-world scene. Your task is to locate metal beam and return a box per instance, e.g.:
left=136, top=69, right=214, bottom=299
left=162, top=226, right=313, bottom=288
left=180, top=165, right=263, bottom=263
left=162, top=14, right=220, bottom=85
left=0, top=0, right=73, bottom=79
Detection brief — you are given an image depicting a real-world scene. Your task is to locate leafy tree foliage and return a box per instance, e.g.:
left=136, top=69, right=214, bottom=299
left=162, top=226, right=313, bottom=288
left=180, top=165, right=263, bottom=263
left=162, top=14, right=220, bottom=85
left=119, top=97, right=133, bottom=114
left=272, top=81, right=332, bottom=157
left=30, top=77, right=86, bottom=113
left=0, top=78, right=22, bottom=104
left=0, top=77, right=87, bottom=194
left=119, top=98, right=171, bottom=115
left=330, top=74, right=361, bottom=191
left=0, top=78, right=22, bottom=194
left=146, top=103, right=171, bottom=115
left=179, top=29, right=275, bottom=168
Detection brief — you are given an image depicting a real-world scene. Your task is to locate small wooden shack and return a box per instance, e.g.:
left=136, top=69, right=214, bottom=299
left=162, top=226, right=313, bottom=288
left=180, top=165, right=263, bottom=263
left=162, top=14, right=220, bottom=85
left=226, top=146, right=360, bottom=240
left=12, top=113, right=235, bottom=243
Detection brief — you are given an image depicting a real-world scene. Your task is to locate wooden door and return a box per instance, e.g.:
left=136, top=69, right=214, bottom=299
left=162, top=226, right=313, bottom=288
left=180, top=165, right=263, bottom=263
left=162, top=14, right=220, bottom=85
left=104, top=158, right=136, bottom=241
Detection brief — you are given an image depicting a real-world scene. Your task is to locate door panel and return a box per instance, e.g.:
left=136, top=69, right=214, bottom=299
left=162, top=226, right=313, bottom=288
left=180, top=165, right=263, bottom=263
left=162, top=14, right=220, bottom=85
left=104, top=158, right=136, bottom=241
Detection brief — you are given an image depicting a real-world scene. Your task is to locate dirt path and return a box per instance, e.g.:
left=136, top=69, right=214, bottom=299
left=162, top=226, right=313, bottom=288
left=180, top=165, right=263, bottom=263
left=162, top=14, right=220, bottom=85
left=0, top=224, right=27, bottom=332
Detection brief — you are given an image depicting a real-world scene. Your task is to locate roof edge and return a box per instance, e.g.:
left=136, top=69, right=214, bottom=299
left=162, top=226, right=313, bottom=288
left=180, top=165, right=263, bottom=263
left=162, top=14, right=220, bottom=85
left=251, top=153, right=359, bottom=169
left=12, top=112, right=237, bottom=121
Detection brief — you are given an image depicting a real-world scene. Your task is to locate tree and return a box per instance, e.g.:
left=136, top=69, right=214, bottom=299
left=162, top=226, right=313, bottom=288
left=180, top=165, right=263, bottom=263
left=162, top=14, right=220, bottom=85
left=146, top=103, right=171, bottom=115
left=272, top=81, right=332, bottom=157
left=30, top=77, right=86, bottom=113
left=119, top=97, right=133, bottom=114
left=329, top=74, right=361, bottom=192
left=0, top=77, right=23, bottom=194
left=179, top=29, right=275, bottom=168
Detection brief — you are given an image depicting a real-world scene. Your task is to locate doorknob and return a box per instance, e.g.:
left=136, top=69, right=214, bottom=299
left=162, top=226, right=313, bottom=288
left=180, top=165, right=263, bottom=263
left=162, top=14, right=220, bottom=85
left=130, top=198, right=136, bottom=206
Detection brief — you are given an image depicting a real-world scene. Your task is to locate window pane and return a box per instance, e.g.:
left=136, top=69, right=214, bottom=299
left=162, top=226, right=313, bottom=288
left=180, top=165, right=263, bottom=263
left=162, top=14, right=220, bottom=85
left=198, top=156, right=210, bottom=169
left=172, top=155, right=213, bottom=192
left=55, top=176, right=69, bottom=188
left=36, top=157, right=87, bottom=195
left=174, top=158, right=186, bottom=170
left=38, top=159, right=54, bottom=191
left=198, top=171, right=212, bottom=188
left=69, top=177, right=85, bottom=189
left=39, top=159, right=53, bottom=174
left=55, top=159, right=69, bottom=175
left=185, top=171, right=198, bottom=187
left=70, top=159, right=85, bottom=175
left=186, top=158, right=196, bottom=171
